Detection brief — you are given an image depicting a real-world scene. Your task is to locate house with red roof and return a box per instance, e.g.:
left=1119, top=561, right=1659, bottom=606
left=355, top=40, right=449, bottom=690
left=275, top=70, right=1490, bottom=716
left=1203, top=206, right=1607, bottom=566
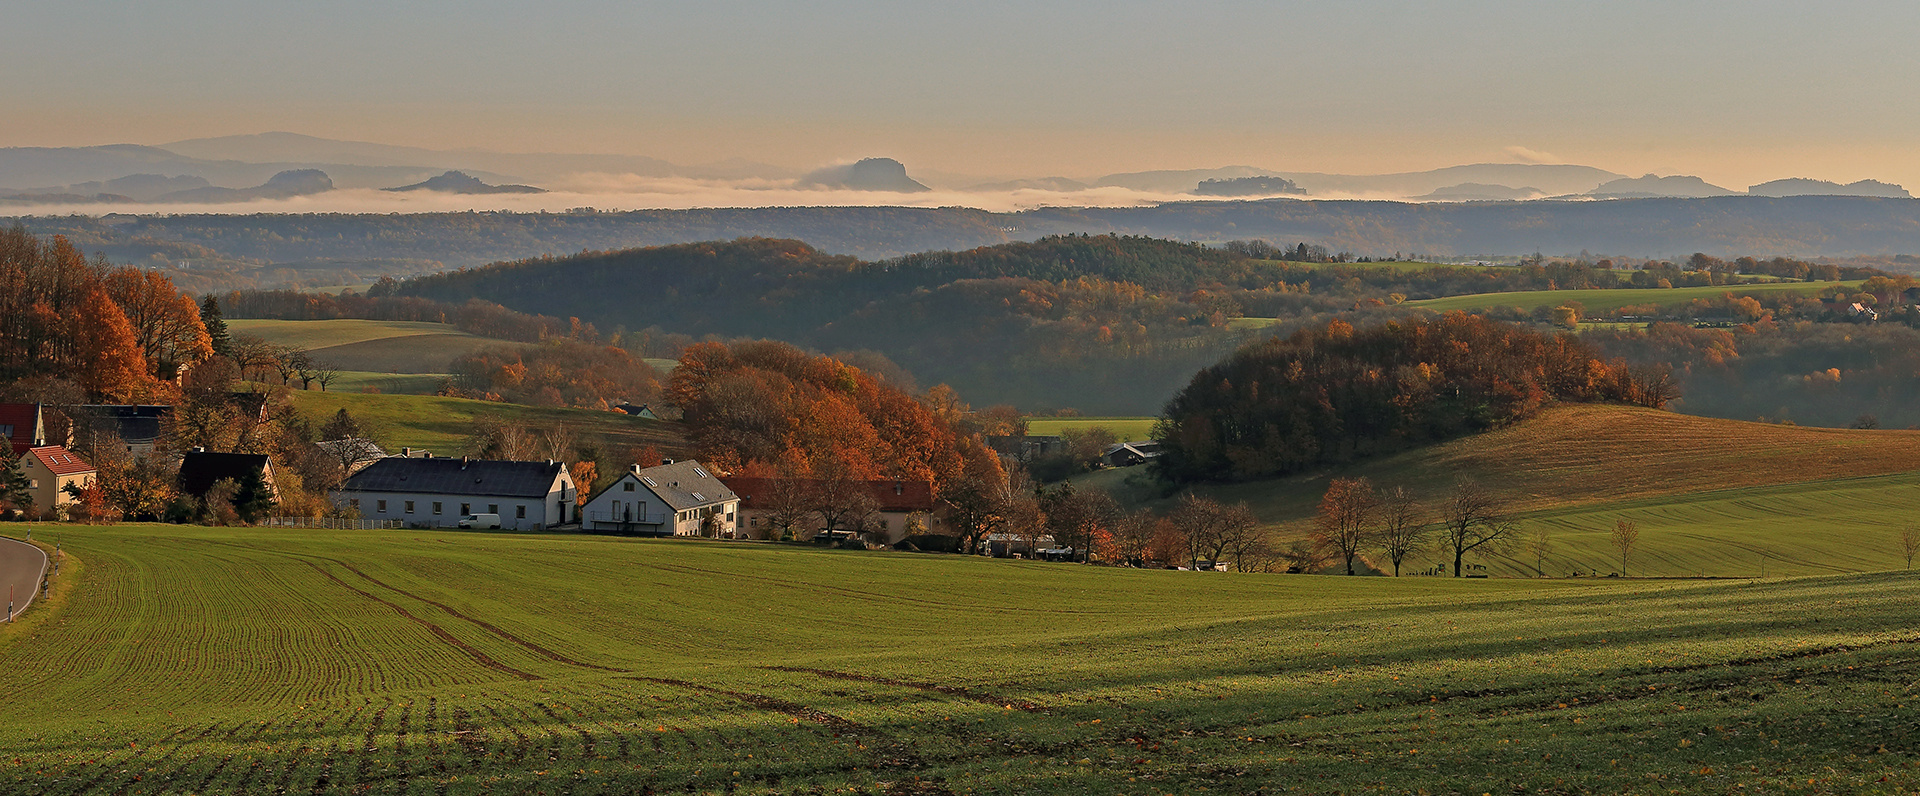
left=19, top=445, right=95, bottom=516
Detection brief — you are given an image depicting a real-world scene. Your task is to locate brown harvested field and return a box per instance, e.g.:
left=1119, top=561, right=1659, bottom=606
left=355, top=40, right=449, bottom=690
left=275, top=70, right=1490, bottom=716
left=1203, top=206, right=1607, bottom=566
left=1158, top=404, right=1920, bottom=529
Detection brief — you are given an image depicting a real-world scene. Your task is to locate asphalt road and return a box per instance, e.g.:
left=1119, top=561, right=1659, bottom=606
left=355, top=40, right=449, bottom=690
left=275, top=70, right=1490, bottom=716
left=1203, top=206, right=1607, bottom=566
left=0, top=535, right=49, bottom=621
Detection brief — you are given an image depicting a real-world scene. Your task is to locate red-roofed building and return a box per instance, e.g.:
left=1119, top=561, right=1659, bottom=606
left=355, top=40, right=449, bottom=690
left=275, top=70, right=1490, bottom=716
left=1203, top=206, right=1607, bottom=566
left=721, top=476, right=938, bottom=543
left=19, top=446, right=95, bottom=515
left=0, top=404, right=48, bottom=456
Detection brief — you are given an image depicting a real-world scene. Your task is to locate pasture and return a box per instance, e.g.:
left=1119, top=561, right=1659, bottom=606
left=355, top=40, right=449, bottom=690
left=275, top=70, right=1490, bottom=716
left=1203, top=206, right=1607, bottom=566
left=1023, top=416, right=1158, bottom=440
left=1, top=524, right=1917, bottom=794
left=1402, top=280, right=1857, bottom=314
left=287, top=391, right=687, bottom=456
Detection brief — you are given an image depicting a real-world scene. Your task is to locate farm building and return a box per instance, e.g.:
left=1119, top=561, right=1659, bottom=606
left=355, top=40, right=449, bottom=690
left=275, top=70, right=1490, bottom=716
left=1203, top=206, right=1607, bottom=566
left=721, top=476, right=937, bottom=543
left=580, top=460, right=737, bottom=536
left=16, top=445, right=94, bottom=515
left=72, top=405, right=172, bottom=455
left=335, top=456, right=576, bottom=530
left=1101, top=441, right=1162, bottom=467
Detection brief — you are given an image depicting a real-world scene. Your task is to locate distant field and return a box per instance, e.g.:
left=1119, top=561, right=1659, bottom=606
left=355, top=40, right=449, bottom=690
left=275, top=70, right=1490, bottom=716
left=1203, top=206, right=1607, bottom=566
left=1403, top=279, right=1858, bottom=314
left=288, top=390, right=685, bottom=455
left=1251, top=259, right=1505, bottom=272
left=1024, top=416, right=1157, bottom=439
left=226, top=318, right=525, bottom=373
left=1094, top=404, right=1920, bottom=578
left=3, top=524, right=1918, bottom=793
left=328, top=370, right=448, bottom=395
left=643, top=357, right=679, bottom=373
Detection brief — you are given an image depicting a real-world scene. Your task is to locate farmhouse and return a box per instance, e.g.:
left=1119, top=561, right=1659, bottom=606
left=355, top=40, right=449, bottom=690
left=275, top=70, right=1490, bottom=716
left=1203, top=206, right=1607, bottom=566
left=17, top=445, right=94, bottom=515
left=580, top=460, right=738, bottom=536
left=721, top=476, right=937, bottom=544
left=336, top=456, right=576, bottom=530
left=73, top=405, right=172, bottom=455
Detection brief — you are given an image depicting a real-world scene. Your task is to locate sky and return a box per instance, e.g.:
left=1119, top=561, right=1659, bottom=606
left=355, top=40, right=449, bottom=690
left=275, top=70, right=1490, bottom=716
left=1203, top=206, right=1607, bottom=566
left=4, top=0, right=1919, bottom=188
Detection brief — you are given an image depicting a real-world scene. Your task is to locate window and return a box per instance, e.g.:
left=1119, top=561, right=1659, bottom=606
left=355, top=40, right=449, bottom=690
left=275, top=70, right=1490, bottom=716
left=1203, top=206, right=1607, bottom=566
left=405, top=501, right=415, bottom=514
left=488, top=504, right=498, bottom=514
left=0, top=425, right=11, bottom=438
left=460, top=503, right=470, bottom=516
left=516, top=505, right=526, bottom=519
left=378, top=500, right=388, bottom=512
left=350, top=499, right=361, bottom=510
left=433, top=502, right=443, bottom=515
left=623, top=482, right=635, bottom=492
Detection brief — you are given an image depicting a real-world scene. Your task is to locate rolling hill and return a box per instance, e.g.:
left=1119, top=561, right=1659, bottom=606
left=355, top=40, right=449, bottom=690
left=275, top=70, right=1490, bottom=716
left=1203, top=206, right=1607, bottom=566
left=1402, top=280, right=1857, bottom=314
left=1093, top=404, right=1920, bottom=577
left=226, top=318, right=527, bottom=375
left=286, top=390, right=685, bottom=456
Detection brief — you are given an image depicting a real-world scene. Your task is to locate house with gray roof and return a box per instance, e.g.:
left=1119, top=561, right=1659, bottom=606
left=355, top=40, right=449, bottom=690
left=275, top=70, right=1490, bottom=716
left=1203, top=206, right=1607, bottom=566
left=334, top=455, right=576, bottom=530
left=579, top=459, right=738, bottom=537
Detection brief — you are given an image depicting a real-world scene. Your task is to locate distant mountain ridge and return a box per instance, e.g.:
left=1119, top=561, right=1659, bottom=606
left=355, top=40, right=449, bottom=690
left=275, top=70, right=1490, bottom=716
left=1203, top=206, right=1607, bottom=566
left=384, top=171, right=544, bottom=194
left=798, top=158, right=931, bottom=192
left=1748, top=178, right=1910, bottom=199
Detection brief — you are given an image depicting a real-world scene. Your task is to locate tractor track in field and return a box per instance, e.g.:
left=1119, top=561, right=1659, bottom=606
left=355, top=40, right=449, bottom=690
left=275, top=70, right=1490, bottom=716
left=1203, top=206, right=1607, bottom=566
left=302, top=561, right=539, bottom=680
left=627, top=677, right=868, bottom=733
left=760, top=666, right=1045, bottom=712
left=206, top=540, right=621, bottom=674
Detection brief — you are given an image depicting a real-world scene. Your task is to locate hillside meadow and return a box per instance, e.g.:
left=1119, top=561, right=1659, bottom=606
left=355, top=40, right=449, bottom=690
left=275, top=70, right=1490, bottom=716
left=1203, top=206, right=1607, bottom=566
left=1088, top=404, right=1920, bottom=578
left=1023, top=417, right=1158, bottom=440
left=226, top=318, right=528, bottom=373
left=0, top=525, right=1916, bottom=794
left=287, top=391, right=686, bottom=457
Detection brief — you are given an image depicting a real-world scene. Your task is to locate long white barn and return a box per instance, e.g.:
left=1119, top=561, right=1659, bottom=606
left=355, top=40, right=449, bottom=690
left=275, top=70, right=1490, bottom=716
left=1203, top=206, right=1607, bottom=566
left=335, top=455, right=576, bottom=530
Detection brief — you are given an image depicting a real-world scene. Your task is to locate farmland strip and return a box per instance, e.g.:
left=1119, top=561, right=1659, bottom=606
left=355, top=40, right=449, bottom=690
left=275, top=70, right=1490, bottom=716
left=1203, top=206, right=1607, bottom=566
left=328, top=558, right=626, bottom=672
left=760, top=666, right=1044, bottom=711
left=627, top=677, right=867, bottom=733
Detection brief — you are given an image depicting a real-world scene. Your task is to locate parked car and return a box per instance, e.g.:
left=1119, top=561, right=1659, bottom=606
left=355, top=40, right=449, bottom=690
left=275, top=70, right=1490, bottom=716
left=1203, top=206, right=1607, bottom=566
left=457, top=513, right=501, bottom=529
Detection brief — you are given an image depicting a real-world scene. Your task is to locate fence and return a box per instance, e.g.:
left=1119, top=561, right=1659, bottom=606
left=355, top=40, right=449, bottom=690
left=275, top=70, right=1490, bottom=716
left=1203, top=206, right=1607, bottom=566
left=259, top=517, right=403, bottom=530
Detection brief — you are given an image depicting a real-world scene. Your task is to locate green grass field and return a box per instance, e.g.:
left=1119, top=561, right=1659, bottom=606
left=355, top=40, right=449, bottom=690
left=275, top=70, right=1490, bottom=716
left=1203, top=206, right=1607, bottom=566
left=288, top=390, right=687, bottom=456
left=1023, top=417, right=1158, bottom=439
left=1403, top=280, right=1858, bottom=314
left=1086, top=405, right=1920, bottom=578
left=1, top=525, right=1915, bottom=793
left=226, top=319, right=527, bottom=373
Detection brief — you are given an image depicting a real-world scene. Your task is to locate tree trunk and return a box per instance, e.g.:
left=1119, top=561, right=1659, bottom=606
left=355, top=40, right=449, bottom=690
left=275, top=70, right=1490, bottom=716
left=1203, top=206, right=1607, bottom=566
left=1453, top=547, right=1464, bottom=577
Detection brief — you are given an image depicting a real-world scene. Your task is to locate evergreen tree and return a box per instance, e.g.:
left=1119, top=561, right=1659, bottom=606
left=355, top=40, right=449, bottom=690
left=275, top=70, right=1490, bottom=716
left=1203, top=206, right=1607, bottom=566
left=232, top=468, right=277, bottom=523
left=0, top=447, right=36, bottom=517
left=200, top=295, right=233, bottom=358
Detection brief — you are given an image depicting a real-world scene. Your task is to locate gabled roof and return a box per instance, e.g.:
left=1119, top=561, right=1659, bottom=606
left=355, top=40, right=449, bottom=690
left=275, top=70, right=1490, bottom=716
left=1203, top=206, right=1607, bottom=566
left=0, top=404, right=45, bottom=455
left=619, top=460, right=737, bottom=511
left=75, top=405, right=173, bottom=445
left=721, top=476, right=935, bottom=513
left=26, top=446, right=92, bottom=476
left=340, top=457, right=565, bottom=499
left=179, top=451, right=272, bottom=498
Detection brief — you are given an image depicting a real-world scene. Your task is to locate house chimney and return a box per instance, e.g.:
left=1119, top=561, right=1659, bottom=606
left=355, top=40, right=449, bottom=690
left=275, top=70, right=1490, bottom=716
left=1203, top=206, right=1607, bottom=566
left=631, top=464, right=643, bottom=475
left=190, top=446, right=205, bottom=453
left=662, top=458, right=673, bottom=466
left=401, top=447, right=412, bottom=457
left=461, top=456, right=469, bottom=470
left=546, top=459, right=556, bottom=467
left=423, top=452, right=433, bottom=458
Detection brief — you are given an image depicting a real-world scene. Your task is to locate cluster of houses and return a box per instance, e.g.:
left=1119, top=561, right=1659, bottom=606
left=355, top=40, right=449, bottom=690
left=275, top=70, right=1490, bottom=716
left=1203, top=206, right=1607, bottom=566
left=4, top=401, right=942, bottom=544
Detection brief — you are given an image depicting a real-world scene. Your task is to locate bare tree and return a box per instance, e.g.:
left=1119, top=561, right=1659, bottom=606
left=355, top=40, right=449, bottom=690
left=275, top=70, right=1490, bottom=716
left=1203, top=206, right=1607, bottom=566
left=466, top=414, right=538, bottom=460
left=1611, top=518, right=1640, bottom=576
left=1904, top=525, right=1920, bottom=570
left=537, top=423, right=577, bottom=462
left=1314, top=477, right=1378, bottom=575
left=1040, top=481, right=1118, bottom=562
left=1109, top=509, right=1158, bottom=567
left=1438, top=479, right=1517, bottom=577
left=1375, top=485, right=1430, bottom=577
left=229, top=334, right=277, bottom=382
left=1527, top=526, right=1554, bottom=578
left=1171, top=493, right=1258, bottom=569
left=941, top=473, right=1005, bottom=555
left=309, top=361, right=341, bottom=392
left=808, top=469, right=880, bottom=543
left=759, top=476, right=816, bottom=541
left=270, top=344, right=310, bottom=387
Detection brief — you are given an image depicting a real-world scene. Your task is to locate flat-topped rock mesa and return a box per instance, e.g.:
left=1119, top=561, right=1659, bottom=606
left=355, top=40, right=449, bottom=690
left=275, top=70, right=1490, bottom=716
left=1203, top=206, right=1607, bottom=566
left=385, top=170, right=545, bottom=194
left=798, top=158, right=931, bottom=192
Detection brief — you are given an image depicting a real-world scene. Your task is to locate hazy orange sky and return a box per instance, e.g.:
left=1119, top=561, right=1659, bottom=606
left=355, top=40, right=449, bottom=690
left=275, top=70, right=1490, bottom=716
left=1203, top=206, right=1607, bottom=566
left=6, top=1, right=1918, bottom=188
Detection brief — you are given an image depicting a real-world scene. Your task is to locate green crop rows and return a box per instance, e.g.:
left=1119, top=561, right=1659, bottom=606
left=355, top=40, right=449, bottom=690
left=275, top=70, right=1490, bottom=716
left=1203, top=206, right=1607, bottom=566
left=1, top=525, right=1916, bottom=793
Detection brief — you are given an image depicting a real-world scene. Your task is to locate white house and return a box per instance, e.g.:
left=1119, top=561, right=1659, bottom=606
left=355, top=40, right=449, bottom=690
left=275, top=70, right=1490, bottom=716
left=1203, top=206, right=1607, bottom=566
left=335, top=455, right=575, bottom=530
left=580, top=460, right=738, bottom=537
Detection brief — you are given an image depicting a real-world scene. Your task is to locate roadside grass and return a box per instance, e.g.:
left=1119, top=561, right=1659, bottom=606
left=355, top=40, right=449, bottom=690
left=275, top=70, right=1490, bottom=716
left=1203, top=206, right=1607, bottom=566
left=287, top=390, right=686, bottom=455
left=1403, top=280, right=1858, bottom=314
left=0, top=524, right=1915, bottom=793
left=1083, top=404, right=1920, bottom=578
left=1024, top=416, right=1158, bottom=439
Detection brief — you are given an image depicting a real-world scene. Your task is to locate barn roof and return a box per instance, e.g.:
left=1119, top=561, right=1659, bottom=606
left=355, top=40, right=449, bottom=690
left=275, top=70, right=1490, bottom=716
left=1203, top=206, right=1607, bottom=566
left=26, top=446, right=92, bottom=476
left=341, top=457, right=564, bottom=499
left=179, top=451, right=272, bottom=498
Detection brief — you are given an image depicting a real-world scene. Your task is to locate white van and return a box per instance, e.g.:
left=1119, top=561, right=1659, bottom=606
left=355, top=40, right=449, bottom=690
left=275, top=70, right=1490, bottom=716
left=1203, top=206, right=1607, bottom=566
left=457, top=513, right=502, bottom=529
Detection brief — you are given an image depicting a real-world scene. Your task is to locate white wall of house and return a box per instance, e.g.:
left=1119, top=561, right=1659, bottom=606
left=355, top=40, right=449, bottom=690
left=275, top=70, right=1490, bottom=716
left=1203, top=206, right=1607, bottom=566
left=336, top=472, right=573, bottom=530
left=581, top=472, right=739, bottom=536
